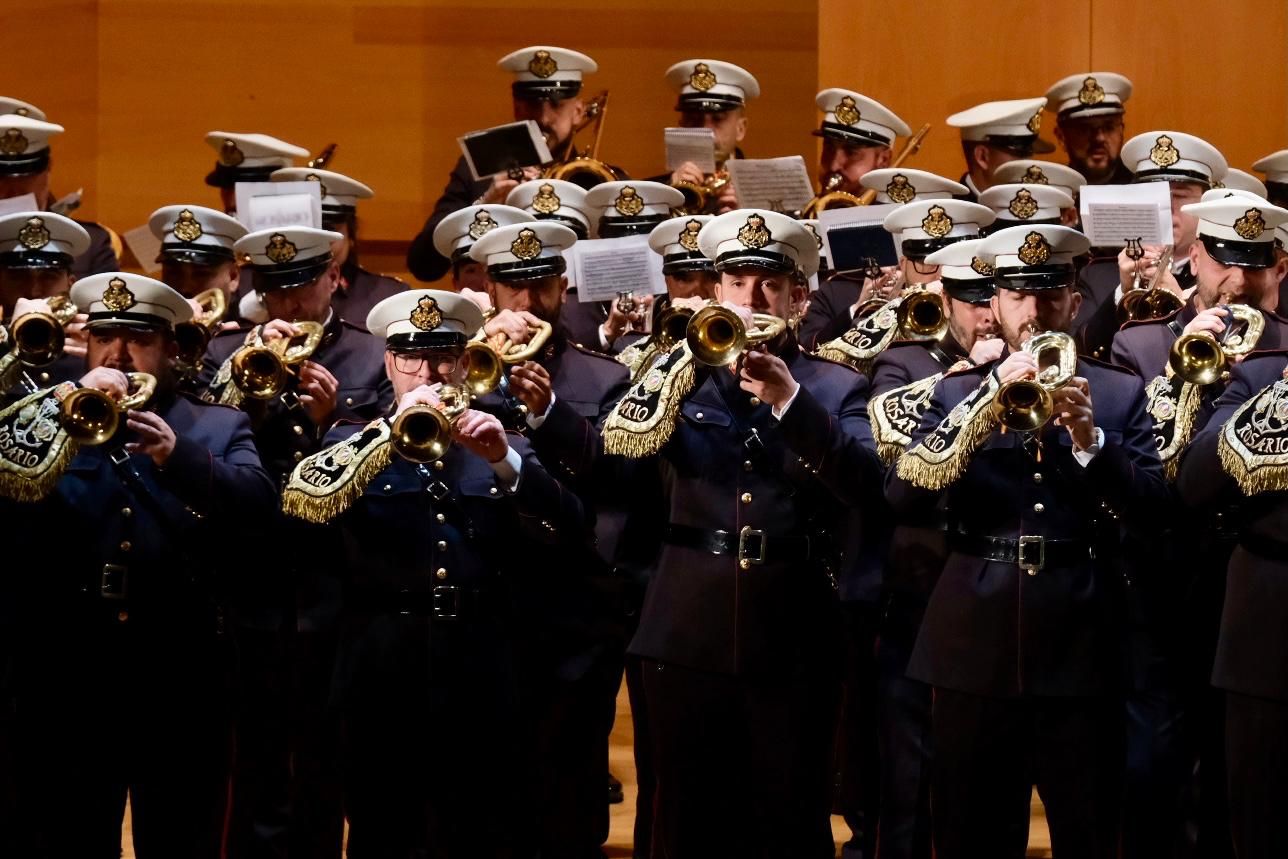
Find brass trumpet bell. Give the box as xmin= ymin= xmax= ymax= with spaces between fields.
xmin=992 ymin=331 xmax=1077 ymax=432
xmin=462 ymin=341 xmax=503 ymax=397
xmin=231 ymin=321 xmax=325 ymax=399
xmin=10 ymin=295 xmax=76 ymax=367
xmin=673 ymin=171 xmax=730 ymax=216
xmin=897 ymin=290 xmax=947 ymax=339
xmin=1120 ymin=288 xmax=1184 ymax=322
xmin=390 ymin=386 xmax=470 ymax=463
xmin=657 ymin=305 xmax=695 ymax=346
xmin=61 ymin=372 xmax=156 ymax=445
xmin=175 ymin=287 xmax=228 ymax=371
xmin=686 ymin=305 xmax=787 ymax=367
xmin=1168 ymin=304 xmax=1265 ymax=386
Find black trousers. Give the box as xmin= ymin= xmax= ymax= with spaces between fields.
xmin=642 ymin=657 xmax=841 ymax=859
xmin=930 ymin=688 xmax=1123 ymax=859
xmin=836 ymin=602 xmax=881 ymax=859
xmin=12 ymin=617 xmax=231 ymax=858
xmin=624 ymin=653 xmax=655 ymax=859
xmin=226 ymin=625 xmax=344 ymax=859
xmin=874 ymin=627 xmax=933 ymax=859
xmin=1225 ymin=690 xmax=1288 ymax=859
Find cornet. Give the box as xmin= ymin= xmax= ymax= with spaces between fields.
xmin=9 ymin=295 xmax=77 ymax=367
xmin=673 ymin=170 xmax=730 ymax=216
xmin=1168 ymin=304 xmax=1265 ymax=386
xmin=231 ymin=321 xmax=325 ymax=400
xmin=1120 ymin=245 xmax=1183 ymax=322
xmin=174 ymin=288 xmax=228 ymax=376
xmin=61 ymin=372 xmax=157 ymax=445
xmin=896 ymin=289 xmax=947 ymax=340
xmin=686 ymin=304 xmax=787 ymax=366
xmin=992 ymin=331 xmax=1078 ymax=432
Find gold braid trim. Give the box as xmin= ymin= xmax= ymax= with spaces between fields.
xmin=1145 ymin=372 xmax=1203 ymax=482
xmin=894 ymin=374 xmax=1000 ymax=490
xmin=815 ymin=297 xmax=901 ymax=374
xmin=602 ymin=342 xmax=697 ymax=458
xmin=869 ymin=372 xmax=944 ymax=466
xmin=0 ymin=350 xmax=21 ymax=393
xmin=1217 ymin=374 xmax=1288 ymax=496
xmin=0 ymin=384 xmax=80 ymax=503
xmin=281 ymin=420 xmax=393 ymax=524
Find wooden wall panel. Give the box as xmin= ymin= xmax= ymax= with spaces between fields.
xmin=817 ymin=0 xmax=1092 ymax=181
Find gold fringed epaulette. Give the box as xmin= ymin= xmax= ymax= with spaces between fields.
xmin=1217 ymin=372 xmax=1288 ymax=496
xmin=894 ymin=373 xmax=1000 ymax=490
xmin=869 ymin=372 xmax=945 ymax=466
xmin=815 ymin=298 xmax=900 ymax=374
xmin=281 ymin=420 xmax=393 ymax=524
xmin=602 ymin=341 xmax=696 ymax=458
xmin=617 ymin=342 xmax=646 ymax=379
xmin=0 ymin=384 xmax=79 ymax=502
xmin=1145 ymin=372 xmax=1203 ymax=481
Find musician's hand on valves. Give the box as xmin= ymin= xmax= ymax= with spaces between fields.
xmin=1182 ymin=305 xmax=1229 ymax=338
xmin=453 ymin=408 xmax=509 ymax=464
xmin=261 ymin=319 xmax=300 ymax=343
xmin=484 ymin=309 xmax=543 ymax=347
xmin=394 ymin=383 xmax=443 ymax=417
xmin=670 ymin=161 xmax=705 ymax=188
xmin=996 ymin=350 xmax=1038 ymax=385
xmin=125 ymin=409 xmax=176 ymax=466
xmin=1051 ymin=377 xmax=1096 ymax=451
xmin=969 ymin=337 xmax=1006 ymax=365
xmin=78 ymin=366 xmax=129 ymax=399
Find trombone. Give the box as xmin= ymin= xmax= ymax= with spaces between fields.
xmin=61 ymin=372 xmax=156 ymax=445
xmin=1119 ymin=245 xmax=1183 ymax=322
xmin=1168 ymin=304 xmax=1265 ymax=385
xmin=540 ymin=91 xmax=625 ymax=188
xmin=799 ymin=123 xmax=931 ymax=218
xmin=686 ymin=304 xmax=787 ymax=366
xmin=174 ymin=288 xmax=228 ymax=377
xmin=992 ymin=331 xmax=1078 ymax=432
xmin=230 ymin=321 xmax=325 ymax=399
xmin=391 ymin=319 xmax=553 ymax=462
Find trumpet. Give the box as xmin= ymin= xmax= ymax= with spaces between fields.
xmin=1120 ymin=245 xmax=1183 ymax=322
xmin=896 ymin=289 xmax=947 ymax=340
xmin=540 ymin=91 xmax=626 ymax=189
xmin=656 ymin=303 xmax=695 ymax=347
xmin=230 ymin=321 xmax=325 ymax=399
xmin=174 ymin=288 xmax=228 ymax=376
xmin=673 ymin=170 xmax=730 ymax=216
xmin=483 ymin=316 xmax=554 ymax=364
xmin=1168 ymin=304 xmax=1265 ymax=385
xmin=686 ymin=304 xmax=787 ymax=366
xmin=615 ymin=292 xmax=638 ymax=315
xmin=61 ymin=372 xmax=156 ymax=445
xmin=992 ymin=331 xmax=1078 ymax=432
xmin=9 ymin=295 xmax=78 ymax=367
xmin=390 ymin=342 xmax=508 ymax=462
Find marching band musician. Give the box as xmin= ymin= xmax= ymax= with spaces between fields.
xmin=663 ymin=59 xmax=758 ymax=212
xmin=200 ymin=225 xmax=391 ymax=859
xmin=946 ymin=98 xmax=1055 ymax=202
xmin=280 ymin=288 xmax=591 ymax=858
xmin=0 ymin=210 xmax=91 ymax=393
xmin=431 ymin=202 xmax=536 ymax=299
xmin=1043 ymin=73 xmax=1134 ymax=186
xmin=812 ymin=90 xmax=910 ymax=200
xmin=507 ymin=178 xmax=594 ymax=239
xmin=271 ymin=167 xmax=407 ymax=324
xmin=147 ymin=204 xmax=247 ymax=304
xmin=886 ymin=224 xmax=1168 ymax=858
xmin=864 ymin=237 xmax=1002 ymax=859
xmin=467 ymin=219 xmax=633 ymax=857
xmin=407 ymin=46 xmax=599 ymax=283
xmin=1077 ymin=131 xmax=1226 ymax=361
xmin=0 ymin=272 xmax=275 ymax=855
xmin=1176 ymin=346 xmax=1288 ymax=859
xmin=201 ymin=131 xmax=309 ymax=216
xmin=603 ymin=209 xmax=882 ymax=856
xmin=0 ymin=108 xmax=119 ymax=277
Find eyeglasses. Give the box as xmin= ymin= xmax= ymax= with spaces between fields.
xmin=392 ymin=351 xmax=460 ymax=374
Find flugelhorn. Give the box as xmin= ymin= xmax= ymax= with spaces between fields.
xmin=175 ymin=287 xmax=228 ymax=375
xmin=9 ymin=295 xmax=77 ymax=367
xmin=61 ymin=372 xmax=156 ymax=445
xmin=686 ymin=304 xmax=787 ymax=366
xmin=896 ymin=289 xmax=947 ymax=340
xmin=231 ymin=321 xmax=325 ymax=399
xmin=1120 ymin=245 xmax=1183 ymax=322
xmin=992 ymin=330 xmax=1078 ymax=432
xmin=1168 ymin=304 xmax=1265 ymax=385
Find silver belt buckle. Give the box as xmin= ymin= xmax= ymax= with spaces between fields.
xmin=1018 ymin=535 xmax=1045 ymax=575
xmin=738 ymin=526 xmax=766 ymax=570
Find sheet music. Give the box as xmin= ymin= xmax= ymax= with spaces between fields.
xmin=664 ymin=128 xmax=717 ymax=173
xmin=1079 ymin=183 xmax=1171 ymax=246
xmin=725 ymin=156 xmax=816 ymax=213
xmin=569 ymin=235 xmax=665 ymax=303
xmin=235 ymin=181 xmax=322 ymax=230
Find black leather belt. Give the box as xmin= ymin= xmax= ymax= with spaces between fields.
xmin=664 ymin=523 xmax=817 ymax=568
xmin=346 ymin=585 xmax=486 ymax=620
xmin=948 ymin=533 xmax=1096 ymax=573
xmin=1239 ymin=532 xmax=1288 ymax=563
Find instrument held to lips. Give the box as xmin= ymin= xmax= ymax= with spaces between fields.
xmin=7 ymin=295 xmax=78 ymax=368
xmin=992 ymin=330 xmax=1078 ymax=432
xmin=227 ymin=321 xmax=325 ymax=401
xmin=61 ymin=372 xmax=157 ymax=445
xmin=539 ymin=91 xmax=625 ymax=188
xmin=673 ymin=169 xmax=731 ymax=216
xmin=799 ymin=123 xmax=931 ymax=218
xmin=1168 ymin=304 xmax=1264 ymax=386
xmin=174 ymin=288 xmax=228 ymax=377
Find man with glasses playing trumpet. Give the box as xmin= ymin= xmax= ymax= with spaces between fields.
xmin=0 ymin=272 xmax=275 ymax=856
xmin=278 ymin=288 xmax=588 ymax=858
xmin=200 ymin=224 xmax=391 ymax=859
xmin=887 ymin=224 xmax=1168 ymax=859
xmin=467 ymin=218 xmax=634 ymax=857
xmin=602 ymin=209 xmax=882 ymax=856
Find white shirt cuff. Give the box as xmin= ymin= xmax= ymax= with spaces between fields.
xmin=771 ymin=383 xmax=802 ymax=420
xmin=598 ymin=325 xmax=614 ymax=351
xmin=525 ymin=392 xmax=557 ymax=430
xmin=1113 ymin=285 xmax=1124 ymax=305
xmin=1073 ymin=426 xmax=1105 ymax=467
xmin=488 ymin=445 xmax=524 ymax=491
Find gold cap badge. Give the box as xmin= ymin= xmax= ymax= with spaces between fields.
xmin=409 ymin=295 xmax=442 ymax=331
xmin=532 ymin=182 xmax=561 ymax=214
xmin=219 ymin=138 xmax=244 ymax=167
xmin=1023 ymin=165 xmax=1049 ymax=184
xmin=921 ymin=205 xmax=953 ymax=239
xmin=970 ymin=257 xmax=994 ymax=276
xmin=0 ymin=128 xmax=29 ymax=156
xmin=1150 ymin=135 xmax=1180 ymax=168
xmin=102 ymin=276 xmax=136 ymax=312
xmin=1027 ymin=111 xmax=1042 ymax=135
xmin=886 ymin=174 xmax=915 ymax=204
xmin=1234 ymin=208 xmax=1266 ymax=240
xmin=1078 ymin=76 xmax=1105 ymax=105
xmin=1017 ymin=231 xmax=1052 ymax=265
xmin=528 ymin=50 xmax=557 ymax=79
xmin=613 ymin=186 xmax=644 ymax=216
xmin=834 ymin=96 xmax=861 ymax=127
xmin=1008 ymin=189 xmax=1039 ymax=220
xmin=265 ymin=233 xmax=298 ymax=264
xmin=737 ymin=213 xmax=772 ymax=249
xmin=510 ymin=227 xmax=543 ymax=261
xmin=468 ymin=210 xmax=496 ymax=240
xmin=679 ymin=219 xmax=702 ymax=251
xmin=17 ymin=216 xmax=50 ymax=250
xmin=173 ymin=209 xmax=203 ymax=242
xmin=690 ymin=62 xmax=717 ymax=92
